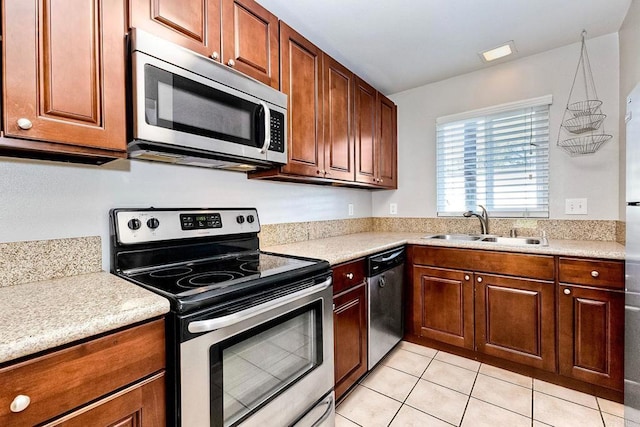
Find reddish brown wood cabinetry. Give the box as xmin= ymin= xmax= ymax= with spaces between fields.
xmin=412 ymin=266 xmax=474 ymax=349
xmin=129 ymin=0 xmax=279 ymax=88
xmin=475 ymin=273 xmax=555 ymax=372
xmin=333 ymin=259 xmax=368 ymax=400
xmin=558 ymin=259 xmax=624 ymax=391
xmin=0 ymin=319 xmax=166 ymax=427
xmin=354 ymin=79 xmax=397 ymax=189
xmin=2 ymin=0 xmax=128 ymax=162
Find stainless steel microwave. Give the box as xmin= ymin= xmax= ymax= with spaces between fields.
xmin=128 ymin=29 xmax=287 ymax=171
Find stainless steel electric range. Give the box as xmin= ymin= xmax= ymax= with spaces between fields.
xmin=110 ymin=208 xmax=335 ymax=427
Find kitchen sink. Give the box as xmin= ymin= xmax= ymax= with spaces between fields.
xmin=479 ymin=236 xmax=545 ymax=245
xmin=423 ymin=234 xmax=547 ymax=246
xmin=423 ymin=234 xmax=484 ymax=241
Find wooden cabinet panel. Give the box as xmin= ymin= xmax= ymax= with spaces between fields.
xmin=221 ymin=0 xmax=279 ymax=88
xmin=377 ymin=93 xmax=397 ymax=189
xmin=475 ymin=274 xmax=556 ymax=371
xmin=559 ymin=258 xmax=624 ymax=289
xmin=3 ymin=0 xmax=126 ymax=154
xmin=334 ymin=283 xmax=367 ymax=399
xmin=411 ymin=246 xmax=554 ymax=281
xmin=413 ymin=266 xmax=474 ymax=349
xmin=333 ymin=258 xmax=366 ymax=295
xmin=558 ymin=285 xmax=624 ymax=390
xmin=279 ymin=22 xmax=323 ymax=177
xmin=0 ymin=320 xmax=165 ymax=427
xmin=354 ymin=78 xmax=377 ymax=185
xmin=129 ymin=0 xmax=219 ymax=58
xmin=322 ymin=55 xmax=355 ymax=181
xmin=43 ymin=373 xmax=165 ymax=427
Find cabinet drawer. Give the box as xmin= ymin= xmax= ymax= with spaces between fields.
xmin=333 ymin=258 xmax=366 ymax=294
xmin=411 ymin=246 xmax=554 ymax=281
xmin=0 ymin=319 xmax=165 ymax=427
xmin=558 ymin=258 xmax=624 ymax=289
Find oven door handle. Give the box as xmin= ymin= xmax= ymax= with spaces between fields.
xmin=188 ymin=276 xmax=332 ymax=333
xmin=259 ymin=101 xmax=271 ymax=154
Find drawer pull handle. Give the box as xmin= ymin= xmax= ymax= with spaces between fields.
xmin=346 ymin=272 xmax=354 ymax=280
xmin=564 ymin=288 xmax=571 ymax=295
xmin=10 ymin=395 xmax=30 ymax=413
xmin=464 ymin=275 xmax=470 ymax=281
xmin=591 ymin=270 xmax=599 ymax=278
xmin=477 ymin=277 xmax=483 ymax=283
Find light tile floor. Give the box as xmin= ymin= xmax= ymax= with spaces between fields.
xmin=336 ymin=341 xmax=626 ymax=427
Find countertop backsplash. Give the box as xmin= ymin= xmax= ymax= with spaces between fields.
xmin=0 ymin=236 xmax=102 ymax=288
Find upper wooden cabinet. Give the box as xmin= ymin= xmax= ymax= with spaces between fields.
xmin=129 ymin=0 xmax=279 ymax=88
xmin=378 ymin=94 xmax=398 ymax=188
xmin=354 ymin=78 xmax=377 ymax=186
xmin=1 ymin=0 xmax=128 ymax=162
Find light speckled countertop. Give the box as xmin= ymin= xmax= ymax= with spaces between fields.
xmin=0 ymin=272 xmax=169 ymax=364
xmin=263 ymin=232 xmax=625 ymax=265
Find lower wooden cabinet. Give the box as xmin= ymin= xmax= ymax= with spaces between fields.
xmin=558 ymin=284 xmax=624 ymax=390
xmin=475 ymin=273 xmax=555 ymax=372
xmin=333 ymin=259 xmax=368 ymax=400
xmin=412 ymin=266 xmax=474 ymax=349
xmin=0 ymin=319 xmax=166 ymax=427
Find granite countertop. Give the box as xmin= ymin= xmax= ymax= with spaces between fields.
xmin=0 ymin=272 xmax=170 ymax=365
xmin=263 ymin=232 xmax=625 ymax=265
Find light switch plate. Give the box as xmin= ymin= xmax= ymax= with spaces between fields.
xmin=348 ymin=204 xmax=354 ymax=216
xmin=390 ymin=203 xmax=398 ymax=215
xmin=565 ymin=198 xmax=587 ymax=215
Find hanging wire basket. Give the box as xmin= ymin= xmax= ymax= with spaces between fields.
xmin=567 ymin=100 xmax=602 ymax=117
xmin=557 ymin=134 xmax=612 ymax=156
xmin=562 ymin=113 xmax=606 ymax=134
xmin=557 ymin=31 xmax=610 ymax=156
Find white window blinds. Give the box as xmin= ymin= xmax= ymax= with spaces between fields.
xmin=436 ymin=96 xmax=551 ymax=218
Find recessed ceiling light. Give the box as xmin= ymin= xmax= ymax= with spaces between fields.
xmin=479 ymin=41 xmax=516 ymax=63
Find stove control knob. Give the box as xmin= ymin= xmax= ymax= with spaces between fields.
xmin=147 ymin=218 xmax=160 ymax=229
xmin=127 ymin=219 xmax=141 ymax=230
xmin=247 ymin=215 xmax=255 ymax=224
xmin=236 ymin=215 xmax=245 ymax=224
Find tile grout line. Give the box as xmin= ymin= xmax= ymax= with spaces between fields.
xmin=458 ymin=366 xmax=480 ymax=427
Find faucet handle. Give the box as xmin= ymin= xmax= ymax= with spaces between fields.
xmin=540 ymin=229 xmax=549 ymax=246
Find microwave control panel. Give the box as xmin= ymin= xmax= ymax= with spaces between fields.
xmin=269 ymin=111 xmax=285 ymax=153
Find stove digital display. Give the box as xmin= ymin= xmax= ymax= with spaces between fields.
xmin=180 ymin=213 xmax=222 ymax=230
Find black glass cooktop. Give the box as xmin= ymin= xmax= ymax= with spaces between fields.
xmin=124 ymin=250 xmax=318 ymax=298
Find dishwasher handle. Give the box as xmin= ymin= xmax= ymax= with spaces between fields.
xmin=368 ymin=247 xmax=405 ymax=275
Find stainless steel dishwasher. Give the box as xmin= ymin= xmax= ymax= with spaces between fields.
xmin=367 ymin=246 xmax=405 ymax=370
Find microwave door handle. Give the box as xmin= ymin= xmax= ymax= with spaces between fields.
xmin=259 ymin=101 xmax=271 ymax=154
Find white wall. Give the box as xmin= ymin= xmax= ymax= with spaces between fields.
xmin=619 ymin=0 xmax=640 ymax=220
xmin=0 ymin=157 xmax=372 ymax=268
xmin=373 ymin=33 xmax=621 ymax=220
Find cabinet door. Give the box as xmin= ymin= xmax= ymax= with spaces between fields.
xmin=475 ymin=274 xmax=556 ymax=372
xmin=412 ymin=266 xmax=474 ymax=349
xmin=322 ymin=55 xmax=355 ymax=182
xmin=334 ymin=283 xmax=367 ymax=399
xmin=3 ymin=0 xmax=126 ymax=152
xmin=279 ymin=22 xmax=324 ymax=177
xmin=129 ymin=0 xmax=220 ymax=59
xmin=377 ymin=94 xmax=398 ymax=189
xmin=354 ymin=77 xmax=378 ymax=185
xmin=221 ymin=0 xmax=279 ymax=88
xmin=45 ymin=374 xmax=165 ymax=427
xmin=558 ymin=285 xmax=624 ymax=390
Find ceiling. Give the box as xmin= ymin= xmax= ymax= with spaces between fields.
xmin=256 ymin=0 xmax=631 ymax=95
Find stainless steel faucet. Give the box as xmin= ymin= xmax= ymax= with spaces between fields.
xmin=463 ymin=205 xmax=489 ymax=235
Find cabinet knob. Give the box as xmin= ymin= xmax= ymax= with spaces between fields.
xmin=564 ymin=288 xmax=571 ymax=295
xmin=591 ymin=270 xmax=599 ymax=278
xmin=477 ymin=277 xmax=483 ymax=283
xmin=17 ymin=118 xmax=32 ymax=130
xmin=227 ymin=59 xmax=235 ymax=67
xmin=346 ymin=272 xmax=354 ymax=280
xmin=211 ymin=51 xmax=219 ymax=60
xmin=464 ymin=275 xmax=470 ymax=281
xmin=10 ymin=395 xmax=30 ymax=413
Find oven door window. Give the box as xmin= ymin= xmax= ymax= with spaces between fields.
xmin=144 ymin=64 xmax=265 ymax=147
xmin=209 ymin=300 xmax=323 ymax=427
